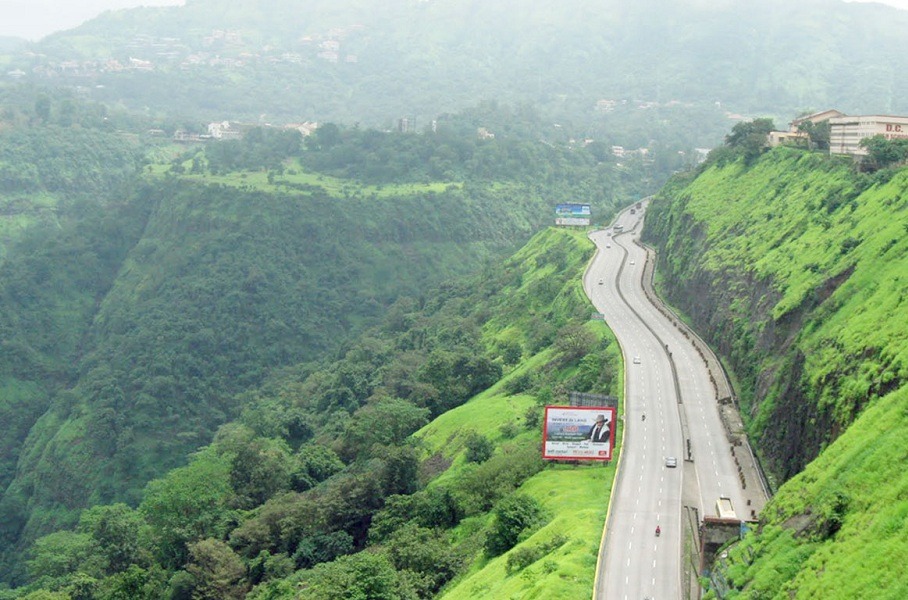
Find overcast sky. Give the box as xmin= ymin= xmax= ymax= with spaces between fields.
xmin=0 ymin=1 xmax=185 ymax=41
xmin=0 ymin=0 xmax=907 ymax=41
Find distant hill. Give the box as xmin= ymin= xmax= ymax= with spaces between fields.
xmin=0 ymin=37 xmax=27 ymax=52
xmin=8 ymin=0 xmax=908 ymax=145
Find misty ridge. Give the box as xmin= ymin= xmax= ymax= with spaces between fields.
xmin=10 ymin=0 xmax=908 ymax=129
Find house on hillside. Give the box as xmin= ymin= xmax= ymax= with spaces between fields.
xmin=288 ymin=121 xmax=318 ymax=137
xmin=767 ymin=129 xmax=807 ymax=147
xmin=767 ymin=109 xmax=845 ymax=148
xmin=791 ymin=109 xmax=845 ymax=130
xmin=207 ymin=121 xmax=242 ymax=140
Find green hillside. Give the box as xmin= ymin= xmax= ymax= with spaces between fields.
xmin=644 ymin=147 xmax=908 ymax=597
xmin=0 ymin=104 xmax=630 ymax=587
xmin=5 ymin=226 xmax=623 ymax=599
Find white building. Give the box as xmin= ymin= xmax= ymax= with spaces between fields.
xmin=207 ymin=121 xmax=242 ymax=140
xmin=829 ymin=114 xmax=908 ymax=156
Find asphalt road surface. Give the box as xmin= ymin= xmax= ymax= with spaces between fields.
xmin=588 ymin=204 xmax=750 ymax=600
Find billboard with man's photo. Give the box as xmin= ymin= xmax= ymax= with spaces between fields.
xmin=542 ymin=405 xmax=616 ymax=461
xmin=554 ymin=203 xmax=591 ymax=226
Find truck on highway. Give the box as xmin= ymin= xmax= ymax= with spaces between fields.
xmin=716 ymin=496 xmax=737 ymax=520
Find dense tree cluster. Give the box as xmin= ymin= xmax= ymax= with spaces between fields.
xmin=0 ymin=91 xmax=622 ymax=595
xmin=5 ymin=223 xmax=615 ymax=599
xmin=859 ymin=135 xmax=908 ymax=171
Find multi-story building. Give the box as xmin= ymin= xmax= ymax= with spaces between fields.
xmin=829 ymin=114 xmax=908 ymax=156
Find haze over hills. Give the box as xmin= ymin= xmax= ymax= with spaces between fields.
xmin=0 ymin=0 xmax=906 ymax=598
xmin=5 ymin=0 xmax=908 ymax=138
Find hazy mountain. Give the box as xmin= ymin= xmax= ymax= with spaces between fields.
xmin=10 ymin=0 xmax=908 ymax=133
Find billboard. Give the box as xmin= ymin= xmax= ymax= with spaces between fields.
xmin=542 ymin=405 xmax=616 ymax=461
xmin=555 ymin=203 xmax=591 ymax=226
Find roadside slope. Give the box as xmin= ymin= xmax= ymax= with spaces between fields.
xmin=643 ymin=147 xmax=908 ymax=597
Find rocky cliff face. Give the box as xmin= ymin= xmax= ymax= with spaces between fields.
xmin=642 ymin=150 xmax=906 ymax=483
xmin=644 ymin=195 xmax=833 ymax=480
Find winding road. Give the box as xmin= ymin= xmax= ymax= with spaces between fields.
xmin=587 ymin=204 xmax=757 ymax=600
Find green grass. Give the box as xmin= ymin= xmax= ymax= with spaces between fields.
xmin=417 ymin=390 xmax=540 ymax=463
xmin=408 ymin=227 xmax=624 ymax=599
xmin=147 ymin=158 xmax=461 ymax=199
xmin=439 ymin=465 xmax=613 ymax=600
xmin=667 ymin=152 xmax=908 ymax=430
xmin=714 ymin=386 xmax=908 ymax=599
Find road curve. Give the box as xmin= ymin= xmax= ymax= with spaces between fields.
xmin=587 ymin=204 xmax=753 ymax=600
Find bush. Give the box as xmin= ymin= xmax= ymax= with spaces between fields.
xmin=386 ymin=525 xmax=463 ymax=595
xmin=504 ymin=371 xmax=536 ymax=394
xmin=498 ymin=339 xmax=523 ymax=365
xmin=498 ymin=421 xmax=520 ymax=439
xmin=484 ymin=495 xmax=546 ymax=556
xmin=524 ymin=405 xmax=542 ymax=430
xmin=455 ymin=440 xmax=545 ymax=514
xmin=505 ymin=534 xmax=567 ymax=574
xmin=464 ymin=433 xmax=494 ymax=464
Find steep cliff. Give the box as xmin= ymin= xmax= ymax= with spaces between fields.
xmin=644 ymin=147 xmax=908 ymax=596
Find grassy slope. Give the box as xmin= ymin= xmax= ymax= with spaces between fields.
xmin=648 ymin=149 xmax=908 ymax=597
xmin=720 ymin=386 xmax=907 ymax=599
xmin=412 ymin=228 xmax=624 ymax=599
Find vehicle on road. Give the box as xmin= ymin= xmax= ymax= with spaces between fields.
xmin=665 ymin=457 xmax=677 ymax=468
xmin=716 ymin=496 xmax=737 ymax=519
xmin=630 ymin=259 xmax=636 ymax=265
xmin=598 ymin=278 xmax=604 ymax=285
xmin=633 ymin=356 xmax=641 ymax=364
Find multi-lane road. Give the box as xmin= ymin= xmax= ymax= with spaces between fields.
xmin=587 ymin=204 xmax=758 ymax=599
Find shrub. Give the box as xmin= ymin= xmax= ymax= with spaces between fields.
xmin=464 ymin=433 xmax=494 ymax=464
xmin=505 ymin=533 xmax=568 ymax=574
xmin=484 ymin=495 xmax=546 ymax=556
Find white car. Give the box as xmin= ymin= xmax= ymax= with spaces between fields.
xmin=666 ymin=457 xmax=678 ymax=468
xmin=606 ymin=243 xmax=611 ymax=248
xmin=630 ymin=259 xmax=636 ymax=265
xmin=598 ymin=278 xmax=604 ymax=285
xmin=633 ymin=356 xmax=641 ymax=364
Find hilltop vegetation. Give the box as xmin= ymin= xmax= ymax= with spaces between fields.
xmin=3 ymin=227 xmax=622 ymax=599
xmin=644 ymin=146 xmax=908 ymax=596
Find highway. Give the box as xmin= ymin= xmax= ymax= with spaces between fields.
xmin=587 ymin=204 xmax=752 ymax=600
